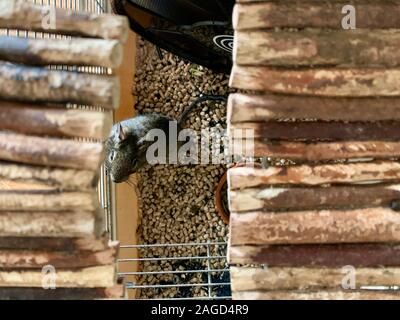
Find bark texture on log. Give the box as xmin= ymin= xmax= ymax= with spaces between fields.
xmin=0 ymin=265 xmax=116 ymax=288
xmin=0 ymin=236 xmax=110 ymax=251
xmin=230 ymin=208 xmax=400 ymax=245
xmin=0 ymin=179 xmax=55 ymax=192
xmin=233 ymin=2 xmax=400 ymax=30
xmin=0 ymin=211 xmax=95 ymax=238
xmin=230 ymin=266 xmax=400 ymax=291
xmin=0 ymin=103 xmax=112 ymax=140
xmin=233 ymin=290 xmax=400 ymax=301
xmin=228 ymin=93 xmax=400 ymax=122
xmin=228 ymin=161 xmax=400 ymax=189
xmin=229 ymin=244 xmax=400 ymax=267
xmin=0 ymin=286 xmax=124 ymax=300
xmin=0 ymin=189 xmax=98 ymax=212
xmin=0 ymin=0 xmax=129 ymax=42
xmin=0 ymin=132 xmax=105 ymax=171
xmin=231 ymin=121 xmax=400 ymax=141
xmin=0 ymin=63 xmax=120 ymax=109
xmin=235 ymin=29 xmax=400 ymax=67
xmin=0 ymin=243 xmax=118 ymax=269
xmin=230 ymin=66 xmax=400 ymax=97
xmin=0 ymin=162 xmax=98 ymax=190
xmin=0 ymin=36 xmax=123 ymax=68
xmin=229 ymin=184 xmax=400 ymax=212
xmin=232 ymin=139 xmax=400 ymax=161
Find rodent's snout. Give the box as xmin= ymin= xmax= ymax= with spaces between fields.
xmin=110 ymin=174 xmax=129 ymax=184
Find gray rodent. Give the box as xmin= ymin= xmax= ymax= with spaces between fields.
xmin=105 ymin=95 xmax=227 ymax=183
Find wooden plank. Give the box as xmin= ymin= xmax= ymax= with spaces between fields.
xmin=228 ymin=161 xmax=400 ymax=189
xmin=0 ymin=285 xmax=125 ymax=300
xmin=231 ymin=121 xmax=400 ymax=141
xmin=0 ymin=132 xmax=105 ymax=171
xmin=0 ymin=236 xmax=111 ymax=251
xmin=0 ymin=0 xmax=129 ymax=42
xmin=230 ymin=66 xmax=400 ymax=97
xmin=228 ymin=93 xmax=400 ymax=122
xmin=229 ymin=184 xmax=400 ymax=212
xmin=0 ymin=162 xmax=98 ymax=190
xmin=231 ymin=139 xmax=400 ymax=161
xmin=230 ymin=208 xmax=400 ymax=245
xmin=231 ymin=266 xmax=400 ymax=291
xmin=0 ymin=36 xmax=123 ymax=68
xmin=233 ymin=2 xmax=400 ymax=30
xmin=0 ymin=63 xmax=120 ymax=109
xmin=233 ymin=290 xmax=400 ymax=301
xmin=0 ymin=265 xmax=116 ymax=288
xmin=110 ymin=30 xmax=138 ymax=300
xmin=0 ymin=211 xmax=96 ymax=238
xmin=235 ymin=30 xmax=400 ymax=67
xmin=229 ymin=244 xmax=400 ymax=267
xmin=0 ymin=102 xmax=112 ymax=140
xmin=0 ymin=243 xmax=118 ymax=269
xmin=0 ymin=189 xmax=98 ymax=212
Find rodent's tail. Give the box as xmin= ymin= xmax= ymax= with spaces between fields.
xmin=177 ymin=95 xmax=227 ymax=125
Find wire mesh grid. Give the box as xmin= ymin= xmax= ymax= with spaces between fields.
xmin=118 ymin=241 xmax=232 ymax=300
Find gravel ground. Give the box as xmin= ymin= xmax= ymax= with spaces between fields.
xmin=134 ymin=38 xmax=232 ymax=299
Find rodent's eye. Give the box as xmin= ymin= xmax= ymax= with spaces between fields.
xmin=109 ymin=150 xmax=116 ymax=162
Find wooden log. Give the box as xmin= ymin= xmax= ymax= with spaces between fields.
xmin=231 ymin=139 xmax=400 ymax=161
xmin=230 ymin=208 xmax=400 ymax=245
xmin=0 ymin=179 xmax=54 ymax=191
xmin=0 ymin=36 xmax=123 ymax=68
xmin=0 ymin=211 xmax=96 ymax=238
xmin=0 ymin=243 xmax=118 ymax=269
xmin=0 ymin=265 xmax=116 ymax=288
xmin=0 ymin=63 xmax=119 ymax=109
xmin=228 ymin=93 xmax=400 ymax=122
xmin=229 ymin=244 xmax=400 ymax=267
xmin=0 ymin=236 xmax=111 ymax=251
xmin=0 ymin=102 xmax=112 ymax=140
xmin=228 ymin=161 xmax=400 ymax=189
xmin=233 ymin=290 xmax=400 ymax=301
xmin=0 ymin=132 xmax=105 ymax=171
xmin=230 ymin=184 xmax=400 ymax=212
xmin=230 ymin=66 xmax=400 ymax=97
xmin=231 ymin=121 xmax=400 ymax=141
xmin=0 ymin=189 xmax=98 ymax=212
xmin=235 ymin=30 xmax=400 ymax=67
xmin=230 ymin=266 xmax=400 ymax=291
xmin=0 ymin=285 xmax=125 ymax=300
xmin=0 ymin=0 xmax=129 ymax=42
xmin=233 ymin=2 xmax=400 ymax=30
xmin=0 ymin=162 xmax=98 ymax=190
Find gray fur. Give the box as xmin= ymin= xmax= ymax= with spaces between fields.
xmin=105 ymin=114 xmax=174 ymax=183
xmin=105 ymin=95 xmax=227 ymax=183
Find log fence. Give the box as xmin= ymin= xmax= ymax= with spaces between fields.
xmin=228 ymin=0 xmax=400 ymax=300
xmin=0 ymin=0 xmax=128 ymax=299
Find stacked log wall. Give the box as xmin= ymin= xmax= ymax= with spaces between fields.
xmin=228 ymin=0 xmax=400 ymax=300
xmin=0 ymin=0 xmax=128 ymax=299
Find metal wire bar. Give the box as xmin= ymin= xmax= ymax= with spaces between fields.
xmin=119 ymin=269 xmax=230 ymax=276
xmin=118 ymin=255 xmax=227 ymax=262
xmin=120 ymin=242 xmax=227 ymax=249
xmin=126 ymin=282 xmax=231 ymax=289
xmin=206 ymin=241 xmax=212 ymax=298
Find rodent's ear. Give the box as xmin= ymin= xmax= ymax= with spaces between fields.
xmin=117 ymin=123 xmax=128 ymax=142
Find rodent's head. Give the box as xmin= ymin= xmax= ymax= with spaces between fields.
xmin=105 ymin=123 xmax=142 ymax=183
